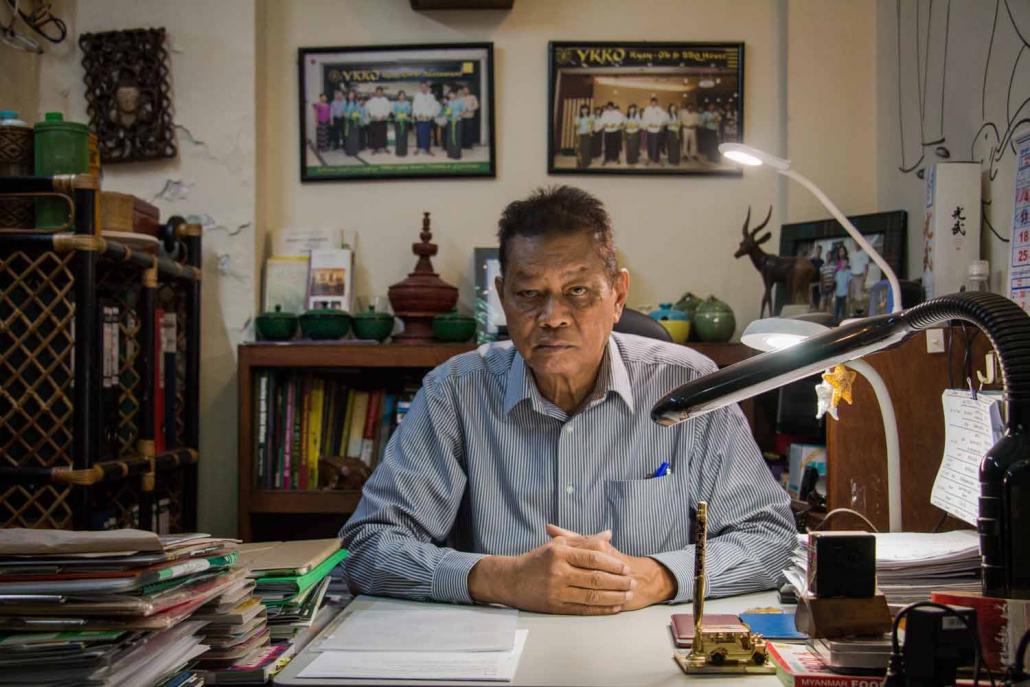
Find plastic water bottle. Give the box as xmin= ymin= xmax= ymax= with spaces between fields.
xmin=966 ymin=260 xmax=990 ymax=293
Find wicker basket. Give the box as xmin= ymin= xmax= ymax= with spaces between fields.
xmin=0 ymin=124 xmax=34 ymax=229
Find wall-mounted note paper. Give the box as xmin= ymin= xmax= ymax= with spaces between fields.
xmin=931 ymin=389 xmax=1003 ymax=525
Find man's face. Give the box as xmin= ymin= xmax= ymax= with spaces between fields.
xmin=420 ymin=83 xmax=428 ymax=93
xmin=498 ymin=232 xmax=628 ymax=381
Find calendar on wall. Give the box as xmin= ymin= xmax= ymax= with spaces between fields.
xmin=1010 ymin=131 xmax=1030 ymax=314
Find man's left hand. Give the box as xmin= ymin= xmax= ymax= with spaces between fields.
xmin=545 ymin=524 xmax=676 ymax=609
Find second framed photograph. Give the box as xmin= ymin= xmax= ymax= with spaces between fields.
xmin=548 ymin=41 xmax=744 ymax=176
xmin=299 ymin=43 xmax=495 ymax=182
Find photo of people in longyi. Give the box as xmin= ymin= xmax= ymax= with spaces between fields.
xmin=549 ymin=42 xmax=743 ymax=175
xmin=300 ymin=44 xmax=494 ymax=181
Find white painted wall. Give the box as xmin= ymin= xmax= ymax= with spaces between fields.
xmin=35 ymin=0 xmax=256 ymax=537
xmin=786 ymin=0 xmax=877 ymax=224
xmin=876 ymin=0 xmax=1030 ymax=291
xmin=261 ymin=0 xmax=791 ymax=324
xmin=11 ymin=0 xmax=879 ymax=537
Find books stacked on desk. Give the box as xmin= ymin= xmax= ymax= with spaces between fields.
xmin=195 ymin=538 xmax=348 ymax=684
xmin=191 ymin=574 xmax=271 ymax=672
xmin=783 ymin=530 xmax=981 ymax=607
xmin=0 ymin=528 xmax=242 ymax=685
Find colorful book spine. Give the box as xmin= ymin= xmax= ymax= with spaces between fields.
xmin=340 ymin=389 xmax=355 ymax=457
xmin=309 ymin=378 xmax=325 ymax=488
xmin=255 ymin=371 xmax=268 ymax=488
xmin=284 ymin=379 xmax=295 ymax=490
xmin=360 ymin=390 xmax=382 ymax=466
xmin=346 ymin=391 xmax=370 ymax=459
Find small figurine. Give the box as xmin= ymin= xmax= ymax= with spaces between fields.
xmin=734 ymin=206 xmax=817 ymax=318
xmin=822 ymin=364 xmax=857 ymax=408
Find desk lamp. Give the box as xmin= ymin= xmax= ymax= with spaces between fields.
xmin=652 ymin=290 xmax=1030 ymax=599
xmin=742 ymin=318 xmax=903 ymax=532
xmin=725 ymin=142 xmax=906 ymax=530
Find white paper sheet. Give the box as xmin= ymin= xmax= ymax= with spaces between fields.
xmin=314 ymin=595 xmax=518 ymax=652
xmin=931 ymin=390 xmax=1003 ymax=526
xmin=299 ymin=629 xmax=528 ymax=681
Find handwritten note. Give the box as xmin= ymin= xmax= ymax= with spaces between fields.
xmin=931 ymin=390 xmax=1003 ymax=526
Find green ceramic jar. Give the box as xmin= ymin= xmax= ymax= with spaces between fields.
xmin=674 ymin=291 xmax=704 ymax=341
xmin=432 ymin=311 xmax=476 ymax=342
xmin=299 ymin=308 xmax=351 ymax=340
xmin=255 ymin=305 xmax=298 ymax=341
xmin=693 ymin=296 xmax=736 ymax=343
xmin=352 ymin=308 xmax=395 ymax=342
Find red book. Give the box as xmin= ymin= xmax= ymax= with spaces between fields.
xmin=669 ymin=613 xmax=743 ymax=648
xmin=766 ymin=642 xmax=881 ymax=687
xmin=930 ymin=590 xmax=1030 ymax=672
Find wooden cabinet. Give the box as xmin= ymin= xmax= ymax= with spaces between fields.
xmin=236 ymin=342 xmax=473 ymax=541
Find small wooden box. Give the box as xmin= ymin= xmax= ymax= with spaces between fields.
xmin=101 ymin=192 xmax=160 ymax=236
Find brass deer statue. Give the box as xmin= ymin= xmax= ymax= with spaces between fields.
xmin=734 ymin=206 xmax=816 ymax=318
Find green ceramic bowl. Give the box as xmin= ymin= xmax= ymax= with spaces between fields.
xmin=432 ymin=312 xmax=476 ymax=342
xmin=299 ymin=308 xmax=351 ymax=340
xmin=352 ymin=311 xmax=394 ymax=342
xmin=255 ymin=305 xmax=298 ymax=341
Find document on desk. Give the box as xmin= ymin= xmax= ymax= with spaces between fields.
xmin=314 ymin=595 xmax=518 ymax=652
xmin=299 ymin=629 xmax=529 ymax=681
xmin=931 ymin=389 xmax=1003 ymax=526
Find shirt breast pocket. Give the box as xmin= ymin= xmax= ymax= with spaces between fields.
xmin=603 ymin=477 xmax=683 ymax=557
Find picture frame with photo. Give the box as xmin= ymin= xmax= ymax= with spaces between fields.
xmin=778 ymin=211 xmax=907 ymax=318
xmin=474 ymin=247 xmax=506 ymax=344
xmin=548 ymin=41 xmax=744 ymax=176
xmin=299 ymin=43 xmax=495 ymax=182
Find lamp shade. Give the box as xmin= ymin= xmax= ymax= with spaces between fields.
xmin=718 ymin=143 xmax=791 ymax=170
xmin=740 ymin=317 xmax=830 ymax=352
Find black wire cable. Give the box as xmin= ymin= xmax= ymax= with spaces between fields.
xmin=885 ymin=601 xmax=995 ymax=687
xmin=1013 ymin=624 xmax=1029 ymax=678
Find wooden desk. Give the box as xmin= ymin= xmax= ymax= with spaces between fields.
xmin=275 ymin=591 xmax=784 ymax=687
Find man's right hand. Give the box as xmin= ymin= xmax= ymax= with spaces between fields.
xmin=467 ymin=532 xmax=637 ymax=615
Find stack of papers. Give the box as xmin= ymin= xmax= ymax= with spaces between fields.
xmin=300 ymin=596 xmax=527 ymax=682
xmin=784 ymin=530 xmax=981 ymax=606
xmin=239 ymin=539 xmax=346 ymax=643
xmin=190 ymin=579 xmax=271 ymax=671
xmin=0 ymin=529 xmax=242 ymax=685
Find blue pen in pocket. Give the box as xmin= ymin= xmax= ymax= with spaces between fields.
xmin=652 ymin=461 xmax=670 ymax=478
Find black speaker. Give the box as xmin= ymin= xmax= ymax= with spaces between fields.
xmin=807 ymin=531 xmax=876 ymax=598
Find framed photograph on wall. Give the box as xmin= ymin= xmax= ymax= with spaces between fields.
xmin=299 ymin=43 xmax=495 ymax=182
xmin=778 ymin=210 xmax=908 ymax=318
xmin=548 ymin=41 xmax=744 ymax=176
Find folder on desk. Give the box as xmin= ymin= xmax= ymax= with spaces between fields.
xmin=238 ymin=538 xmax=342 ymax=578
xmin=253 ymin=548 xmax=347 ymax=597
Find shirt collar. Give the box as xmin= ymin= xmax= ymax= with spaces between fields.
xmin=502 ymin=336 xmax=635 ymax=417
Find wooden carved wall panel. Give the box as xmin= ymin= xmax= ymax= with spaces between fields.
xmin=79 ymin=28 xmax=177 ymax=163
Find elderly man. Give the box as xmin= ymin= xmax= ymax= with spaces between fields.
xmin=341 ymin=186 xmax=795 ymax=614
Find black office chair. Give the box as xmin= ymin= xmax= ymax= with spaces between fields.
xmin=614 ymin=308 xmax=672 ymax=342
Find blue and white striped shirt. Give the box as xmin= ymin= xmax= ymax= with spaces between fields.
xmin=340 ymin=333 xmax=796 ymax=605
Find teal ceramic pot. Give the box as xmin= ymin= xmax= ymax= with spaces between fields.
xmin=647 ymin=303 xmax=691 ymax=344
xmin=694 ymin=296 xmax=736 ymax=342
xmin=352 ymin=309 xmax=394 ymax=342
xmin=255 ymin=305 xmax=298 ymax=341
xmin=432 ymin=311 xmax=476 ymax=342
xmin=299 ymin=308 xmax=351 ymax=340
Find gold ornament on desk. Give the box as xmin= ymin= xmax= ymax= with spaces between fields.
xmin=675 ymin=501 xmax=775 ymax=674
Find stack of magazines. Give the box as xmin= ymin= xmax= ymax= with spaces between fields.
xmin=0 ymin=528 xmax=242 ymax=686
xmin=194 ymin=538 xmax=347 ymax=684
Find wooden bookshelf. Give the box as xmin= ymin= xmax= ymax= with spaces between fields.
xmin=237 ymin=341 xmax=474 ymax=541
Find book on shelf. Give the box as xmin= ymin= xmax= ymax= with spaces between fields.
xmin=307 ymin=248 xmax=353 ymax=313
xmin=253 ymin=372 xmax=416 ymax=490
xmin=262 ymin=255 xmax=310 ymax=315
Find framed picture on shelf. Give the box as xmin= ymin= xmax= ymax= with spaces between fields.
xmin=299 ymin=43 xmax=496 ymax=182
xmin=778 ymin=210 xmax=908 ymax=318
xmin=548 ymin=41 xmax=744 ymax=176
xmin=474 ymin=247 xmax=506 ymax=344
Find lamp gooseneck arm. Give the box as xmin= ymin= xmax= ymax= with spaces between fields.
xmin=781 ymin=168 xmax=903 ymax=314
